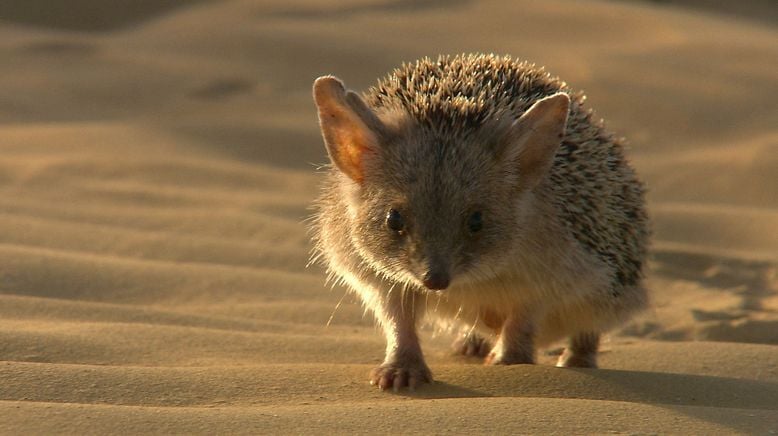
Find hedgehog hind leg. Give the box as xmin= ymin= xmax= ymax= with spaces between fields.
xmin=556 ymin=331 xmax=600 ymax=368
xmin=452 ymin=331 xmax=492 ymax=358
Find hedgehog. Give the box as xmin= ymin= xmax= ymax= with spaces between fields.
xmin=310 ymin=54 xmax=649 ymax=391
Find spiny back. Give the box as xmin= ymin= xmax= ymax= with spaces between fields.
xmin=364 ymin=54 xmax=649 ymax=291
xmin=367 ymin=54 xmax=565 ymax=138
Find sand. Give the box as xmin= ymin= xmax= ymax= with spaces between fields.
xmin=0 ymin=0 xmax=776 ymax=434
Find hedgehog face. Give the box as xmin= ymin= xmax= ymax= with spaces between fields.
xmin=313 ymin=75 xmax=570 ymax=292
xmin=347 ymin=129 xmax=524 ymax=291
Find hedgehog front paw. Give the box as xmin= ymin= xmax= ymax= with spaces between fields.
xmin=369 ymin=359 xmax=432 ymax=391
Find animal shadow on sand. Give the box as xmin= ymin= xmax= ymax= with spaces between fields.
xmin=651 ymin=249 xmax=778 ymax=344
xmin=403 ymin=367 xmax=778 ymax=433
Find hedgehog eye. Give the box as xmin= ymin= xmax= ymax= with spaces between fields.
xmin=386 ymin=209 xmax=405 ymax=233
xmin=467 ymin=211 xmax=483 ymax=233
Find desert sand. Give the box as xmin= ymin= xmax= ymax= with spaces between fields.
xmin=0 ymin=0 xmax=776 ymax=434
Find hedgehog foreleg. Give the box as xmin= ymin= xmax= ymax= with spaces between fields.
xmin=369 ymin=290 xmax=432 ymax=391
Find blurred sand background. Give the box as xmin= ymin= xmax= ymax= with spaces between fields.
xmin=0 ymin=0 xmax=776 ymax=433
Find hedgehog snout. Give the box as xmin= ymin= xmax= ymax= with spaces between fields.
xmin=422 ymin=269 xmax=450 ymax=290
xmin=419 ymin=258 xmax=451 ymax=290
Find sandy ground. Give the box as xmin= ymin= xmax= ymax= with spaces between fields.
xmin=0 ymin=0 xmax=776 ymax=434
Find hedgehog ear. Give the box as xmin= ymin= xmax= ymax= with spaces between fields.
xmin=501 ymin=92 xmax=570 ymax=189
xmin=313 ymin=76 xmax=385 ymax=184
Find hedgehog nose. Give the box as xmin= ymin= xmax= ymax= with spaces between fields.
xmin=423 ymin=269 xmax=450 ymax=290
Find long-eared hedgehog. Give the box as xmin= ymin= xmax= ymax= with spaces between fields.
xmin=310 ymin=54 xmax=649 ymax=391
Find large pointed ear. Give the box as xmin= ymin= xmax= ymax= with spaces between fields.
xmin=313 ymin=76 xmax=385 ymax=184
xmin=500 ymin=92 xmax=570 ymax=189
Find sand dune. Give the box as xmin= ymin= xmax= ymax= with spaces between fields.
xmin=0 ymin=0 xmax=776 ymax=433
